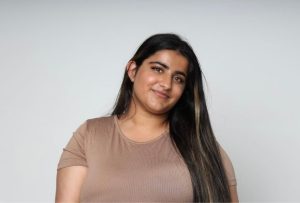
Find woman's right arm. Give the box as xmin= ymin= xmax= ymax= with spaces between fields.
xmin=55 ymin=166 xmax=88 ymax=203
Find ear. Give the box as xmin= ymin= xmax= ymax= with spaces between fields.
xmin=126 ymin=61 xmax=137 ymax=82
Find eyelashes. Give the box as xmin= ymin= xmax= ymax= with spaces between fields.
xmin=151 ymin=66 xmax=163 ymax=73
xmin=151 ymin=66 xmax=185 ymax=84
xmin=174 ymin=76 xmax=185 ymax=84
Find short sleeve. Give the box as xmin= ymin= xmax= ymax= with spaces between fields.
xmin=57 ymin=121 xmax=89 ymax=170
xmin=217 ymin=143 xmax=237 ymax=186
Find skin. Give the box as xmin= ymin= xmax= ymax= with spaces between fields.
xmin=230 ymin=185 xmax=239 ymax=202
xmin=118 ymin=50 xmax=188 ymax=142
xmin=55 ymin=166 xmax=87 ymax=203
xmin=55 ymin=49 xmax=239 ymax=202
xmin=56 ymin=50 xmax=188 ymax=202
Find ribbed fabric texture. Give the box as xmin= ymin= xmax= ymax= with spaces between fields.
xmin=57 ymin=115 xmax=236 ymax=202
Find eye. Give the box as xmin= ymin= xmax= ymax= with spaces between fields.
xmin=151 ymin=66 xmax=163 ymax=73
xmin=174 ymin=75 xmax=185 ymax=84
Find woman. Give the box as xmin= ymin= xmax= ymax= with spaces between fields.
xmin=56 ymin=33 xmax=238 ymax=202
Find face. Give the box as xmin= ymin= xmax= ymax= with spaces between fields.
xmin=127 ymin=49 xmax=188 ymax=115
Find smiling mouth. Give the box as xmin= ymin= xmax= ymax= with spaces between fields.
xmin=152 ymin=90 xmax=169 ymax=99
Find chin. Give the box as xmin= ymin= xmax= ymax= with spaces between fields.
xmin=148 ymin=106 xmax=173 ymax=115
xmin=145 ymin=98 xmax=175 ymax=115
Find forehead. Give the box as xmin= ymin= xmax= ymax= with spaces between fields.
xmin=144 ymin=50 xmax=188 ymax=73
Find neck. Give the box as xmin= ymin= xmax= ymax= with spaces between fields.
xmin=119 ymin=101 xmax=169 ymax=131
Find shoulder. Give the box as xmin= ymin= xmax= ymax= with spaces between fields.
xmin=70 ymin=115 xmax=115 ymax=144
xmin=217 ymin=142 xmax=237 ymax=186
xmin=84 ymin=115 xmax=115 ymax=135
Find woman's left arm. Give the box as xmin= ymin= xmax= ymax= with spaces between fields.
xmin=230 ymin=185 xmax=239 ymax=202
xmin=217 ymin=142 xmax=239 ymax=202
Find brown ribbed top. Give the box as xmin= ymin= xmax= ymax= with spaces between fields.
xmin=57 ymin=115 xmax=236 ymax=202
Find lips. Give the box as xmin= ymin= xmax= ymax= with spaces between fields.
xmin=152 ymin=90 xmax=169 ymax=99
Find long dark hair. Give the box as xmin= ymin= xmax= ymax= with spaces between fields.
xmin=111 ymin=33 xmax=231 ymax=202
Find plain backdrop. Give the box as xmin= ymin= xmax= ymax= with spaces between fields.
xmin=0 ymin=0 xmax=299 ymax=202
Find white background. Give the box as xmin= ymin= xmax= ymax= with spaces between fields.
xmin=0 ymin=0 xmax=299 ymax=202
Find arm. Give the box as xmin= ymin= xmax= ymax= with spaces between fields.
xmin=230 ymin=185 xmax=239 ymax=202
xmin=216 ymin=142 xmax=239 ymax=202
xmin=55 ymin=166 xmax=87 ymax=203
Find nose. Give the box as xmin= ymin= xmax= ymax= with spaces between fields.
xmin=159 ymin=74 xmax=172 ymax=89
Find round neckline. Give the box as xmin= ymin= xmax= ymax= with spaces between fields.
xmin=113 ymin=115 xmax=169 ymax=145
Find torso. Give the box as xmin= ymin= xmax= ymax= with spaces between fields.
xmin=79 ymin=115 xmax=194 ymax=202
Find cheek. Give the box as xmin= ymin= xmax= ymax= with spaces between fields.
xmin=138 ymin=72 xmax=157 ymax=85
xmin=173 ymin=86 xmax=185 ymax=99
xmin=134 ymin=73 xmax=156 ymax=93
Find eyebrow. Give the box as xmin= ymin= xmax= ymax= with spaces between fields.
xmin=149 ymin=61 xmax=187 ymax=77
